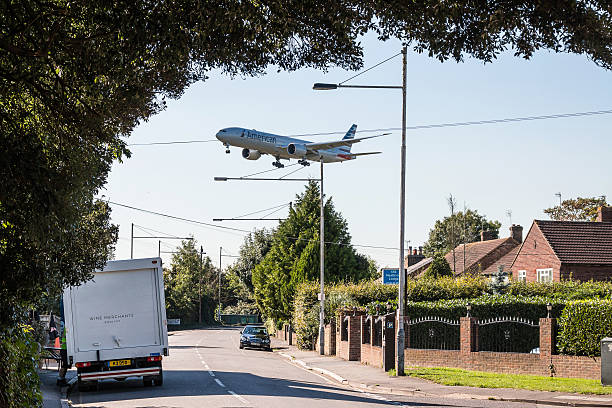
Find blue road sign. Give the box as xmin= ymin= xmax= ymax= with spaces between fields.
xmin=382 ymin=268 xmax=399 ymax=285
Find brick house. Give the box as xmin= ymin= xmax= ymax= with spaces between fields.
xmin=444 ymin=225 xmax=523 ymax=278
xmin=511 ymin=206 xmax=612 ymax=282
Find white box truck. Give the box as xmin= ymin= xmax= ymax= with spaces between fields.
xmin=63 ymin=258 xmax=169 ymax=391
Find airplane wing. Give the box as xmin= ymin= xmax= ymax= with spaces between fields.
xmin=304 ymin=133 xmax=388 ymax=151
xmin=346 ymin=151 xmax=382 ymax=158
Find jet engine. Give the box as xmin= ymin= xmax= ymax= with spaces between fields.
xmin=241 ymin=148 xmax=261 ymax=160
xmin=287 ymin=143 xmax=307 ymax=157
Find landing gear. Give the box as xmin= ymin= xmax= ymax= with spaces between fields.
xmin=298 ymin=159 xmax=310 ymax=166
xmin=272 ymin=159 xmax=284 ymax=168
xmin=224 ymin=143 xmax=230 ymax=154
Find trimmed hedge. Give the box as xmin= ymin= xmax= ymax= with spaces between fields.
xmin=507 ymin=280 xmax=612 ymax=300
xmin=557 ymin=299 xmax=612 ymax=356
xmin=406 ymin=295 xmax=566 ymax=321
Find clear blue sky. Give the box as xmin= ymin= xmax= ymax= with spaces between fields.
xmin=103 ymin=33 xmax=612 ymax=269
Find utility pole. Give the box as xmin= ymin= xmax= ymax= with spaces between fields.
xmin=130 ymin=223 xmax=134 ymax=259
xmin=319 ymin=162 xmax=325 ymax=355
xmin=158 ymin=240 xmax=161 ymax=258
xmin=199 ymin=246 xmax=204 ymax=324
xmin=396 ymin=45 xmax=407 ymax=376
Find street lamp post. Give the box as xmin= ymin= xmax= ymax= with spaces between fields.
xmin=313 ymin=46 xmax=408 ymax=375
xmin=319 ymin=162 xmax=325 ymax=355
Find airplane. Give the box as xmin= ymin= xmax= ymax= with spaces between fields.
xmin=215 ymin=124 xmax=384 ymax=168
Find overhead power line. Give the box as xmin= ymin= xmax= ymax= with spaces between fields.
xmin=100 ymin=199 xmax=402 ymax=252
xmin=124 ymin=108 xmax=612 ymax=146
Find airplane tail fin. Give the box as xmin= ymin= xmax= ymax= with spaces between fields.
xmin=343 ymin=124 xmax=357 ymax=153
xmin=343 ymin=124 xmax=357 ymax=140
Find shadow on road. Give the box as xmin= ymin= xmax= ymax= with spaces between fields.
xmin=70 ymin=370 xmax=465 ymax=407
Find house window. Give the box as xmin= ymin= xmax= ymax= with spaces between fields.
xmin=537 ymin=268 xmax=553 ymax=283
xmin=518 ymin=270 xmax=526 ymax=282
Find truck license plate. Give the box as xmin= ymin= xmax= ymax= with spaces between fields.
xmin=109 ymin=359 xmax=131 ymax=367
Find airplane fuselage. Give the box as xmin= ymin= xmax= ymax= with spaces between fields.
xmin=216 ymin=127 xmax=353 ymax=163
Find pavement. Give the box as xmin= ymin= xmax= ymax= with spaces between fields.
xmin=271 ymin=338 xmax=612 ymax=408
xmin=39 ymin=363 xmax=74 ymax=408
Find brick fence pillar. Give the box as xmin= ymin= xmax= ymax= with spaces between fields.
xmin=348 ymin=315 xmax=362 ymax=361
xmin=460 ymin=317 xmax=478 ymax=353
xmin=539 ymin=318 xmax=556 ymax=358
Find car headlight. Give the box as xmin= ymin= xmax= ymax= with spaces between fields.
xmin=262 ymin=338 xmax=270 ymax=343
xmin=240 ymin=336 xmax=247 ymax=341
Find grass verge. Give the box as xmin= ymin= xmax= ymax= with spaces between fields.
xmin=388 ymin=367 xmax=612 ymax=395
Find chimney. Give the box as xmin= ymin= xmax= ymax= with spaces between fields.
xmin=480 ymin=230 xmax=495 ymax=241
xmin=597 ymin=206 xmax=612 ymax=223
xmin=510 ymin=224 xmax=523 ymax=243
xmin=419 ymin=246 xmax=423 ymax=255
xmin=408 ymin=246 xmax=412 ymax=254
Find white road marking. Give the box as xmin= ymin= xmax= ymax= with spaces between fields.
xmin=208 ymin=370 xmax=215 ymax=377
xmin=228 ymin=390 xmax=249 ymax=404
xmin=214 ymin=378 xmax=225 ymax=388
xmin=201 ymin=361 xmax=210 ymax=369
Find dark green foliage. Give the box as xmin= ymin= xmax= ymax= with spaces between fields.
xmin=0 ymin=327 xmax=42 ymax=408
xmin=423 ymin=255 xmax=453 ymax=279
xmin=406 ymin=295 xmax=565 ymax=321
xmin=0 ymin=200 xmax=118 ymax=328
xmin=507 ymin=280 xmax=612 ymax=300
xmin=557 ymin=300 xmax=612 ymax=357
xmin=253 ymin=181 xmax=374 ymax=322
xmin=423 ymin=209 xmax=501 ymax=257
xmin=164 ymin=239 xmax=217 ymax=324
xmin=225 ymin=229 xmax=273 ymax=292
xmin=489 ymin=266 xmax=510 ymax=295
xmin=544 ymin=197 xmax=609 ymax=221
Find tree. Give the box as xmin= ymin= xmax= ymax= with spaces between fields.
xmin=252 ymin=181 xmax=374 ymax=322
xmin=3 ymin=0 xmax=611 ymax=328
xmin=422 ymin=254 xmax=453 ymax=279
xmin=164 ymin=239 xmax=216 ymax=324
xmin=225 ymin=229 xmax=274 ymax=292
xmin=0 ymin=200 xmax=117 ymax=327
xmin=3 ymin=1 xmax=612 ymax=404
xmin=423 ymin=209 xmax=501 ymax=257
xmin=489 ymin=265 xmax=510 ymax=295
xmin=544 ymin=196 xmax=609 ymax=221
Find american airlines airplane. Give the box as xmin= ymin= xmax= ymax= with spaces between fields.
xmin=215 ymin=124 xmax=383 ymax=168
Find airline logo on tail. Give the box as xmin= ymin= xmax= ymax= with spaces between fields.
xmin=343 ymin=124 xmax=357 ymax=140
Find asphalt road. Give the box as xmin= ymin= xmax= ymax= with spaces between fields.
xmin=70 ymin=327 xmax=557 ymax=408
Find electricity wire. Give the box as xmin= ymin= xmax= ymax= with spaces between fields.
xmin=123 ymin=108 xmax=612 ymax=145
xmin=230 ymin=203 xmax=290 ymax=219
xmin=101 ymin=199 xmax=402 ymax=251
xmin=338 ymin=52 xmax=402 ymax=85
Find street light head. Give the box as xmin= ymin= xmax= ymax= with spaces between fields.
xmin=212 ymin=218 xmax=222 ymax=222
xmin=214 ymin=177 xmax=228 ymax=181
xmin=312 ymin=83 xmax=338 ymax=90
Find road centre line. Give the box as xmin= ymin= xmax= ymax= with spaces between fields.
xmin=214 ymin=378 xmax=225 ymax=388
xmin=228 ymin=390 xmax=249 ymax=404
xmin=208 ymin=370 xmax=215 ymax=377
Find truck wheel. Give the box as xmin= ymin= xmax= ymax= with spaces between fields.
xmin=77 ymin=380 xmax=89 ymax=392
xmin=154 ymin=371 xmax=163 ymax=386
xmin=143 ymin=378 xmax=153 ymax=387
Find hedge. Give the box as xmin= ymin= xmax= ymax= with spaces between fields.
xmin=0 ymin=326 xmax=42 ymax=408
xmin=557 ymin=299 xmax=612 ymax=356
xmin=506 ymin=280 xmax=612 ymax=300
xmin=290 ymin=279 xmax=612 ymax=353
